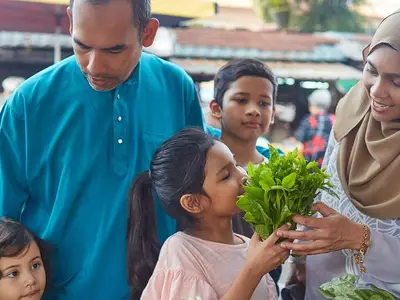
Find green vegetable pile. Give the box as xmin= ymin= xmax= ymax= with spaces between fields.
xmin=236 ymin=145 xmax=338 ymax=240
xmin=319 ymin=274 xmax=396 ymax=300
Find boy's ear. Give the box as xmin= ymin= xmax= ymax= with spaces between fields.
xmin=180 ymin=194 xmax=207 ymax=215
xmin=210 ymin=99 xmax=222 ymax=119
xmin=271 ymin=106 xmax=276 ymax=124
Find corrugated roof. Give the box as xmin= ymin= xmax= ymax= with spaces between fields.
xmin=174 ymin=44 xmax=344 ymax=61
xmin=0 ymin=31 xmax=72 ymax=48
xmin=175 ymin=28 xmax=338 ymax=51
xmin=170 ymin=58 xmax=363 ymax=80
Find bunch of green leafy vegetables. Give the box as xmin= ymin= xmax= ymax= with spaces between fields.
xmin=236 ymin=145 xmax=338 ymax=240
xmin=319 ymin=274 xmax=396 ymax=300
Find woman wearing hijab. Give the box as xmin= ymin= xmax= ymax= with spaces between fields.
xmin=278 ymin=9 xmax=400 ymax=299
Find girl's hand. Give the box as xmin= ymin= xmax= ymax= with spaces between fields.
xmin=276 ymin=202 xmax=365 ymax=256
xmin=246 ymin=224 xmax=291 ymax=278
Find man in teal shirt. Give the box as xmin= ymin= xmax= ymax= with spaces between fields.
xmin=0 ymin=0 xmax=203 ymax=298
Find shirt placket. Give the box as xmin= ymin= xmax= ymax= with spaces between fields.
xmin=113 ymin=88 xmax=128 ymax=175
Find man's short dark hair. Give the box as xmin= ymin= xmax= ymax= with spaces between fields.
xmin=214 ymin=58 xmax=278 ymax=108
xmin=69 ymin=0 xmax=151 ymax=36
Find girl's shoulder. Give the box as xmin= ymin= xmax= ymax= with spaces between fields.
xmin=157 ymin=232 xmax=209 ymax=268
xmin=158 ymin=232 xmax=249 ymax=271
xmin=154 ymin=232 xmax=214 ymax=282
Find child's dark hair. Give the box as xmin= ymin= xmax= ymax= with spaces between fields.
xmin=214 ymin=58 xmax=278 ymax=107
xmin=0 ymin=219 xmax=51 ymax=283
xmin=127 ymin=127 xmax=215 ymax=299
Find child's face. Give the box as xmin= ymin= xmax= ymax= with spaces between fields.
xmin=201 ymin=141 xmax=247 ymax=217
xmin=215 ymin=76 xmax=275 ymax=141
xmin=0 ymin=241 xmax=46 ymax=300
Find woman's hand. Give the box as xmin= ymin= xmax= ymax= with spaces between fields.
xmin=246 ymin=224 xmax=291 ymax=278
xmin=276 ymin=202 xmax=365 ymax=256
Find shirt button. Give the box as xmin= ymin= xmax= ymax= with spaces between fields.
xmin=118 ymin=139 xmax=123 ymax=144
xmin=117 ymin=94 xmax=120 ymax=99
xmin=117 ymin=116 xmax=122 ymax=122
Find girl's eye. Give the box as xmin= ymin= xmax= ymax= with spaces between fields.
xmin=222 ymin=173 xmax=231 ymax=180
xmin=392 ymin=79 xmax=400 ymax=88
xmin=32 ymin=262 xmax=41 ymax=270
xmin=367 ymin=67 xmax=378 ymax=76
xmin=7 ymin=271 xmax=18 ymax=278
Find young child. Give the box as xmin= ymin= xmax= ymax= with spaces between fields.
xmin=0 ymin=219 xmax=48 ymax=300
xmin=208 ymin=59 xmax=283 ymax=287
xmin=127 ymin=128 xmax=290 ymax=300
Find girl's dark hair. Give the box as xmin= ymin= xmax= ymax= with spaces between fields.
xmin=127 ymin=127 xmax=215 ymax=299
xmin=0 ymin=219 xmax=52 ymax=284
xmin=214 ymin=58 xmax=278 ymax=108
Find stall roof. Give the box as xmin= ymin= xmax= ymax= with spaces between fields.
xmin=170 ymin=58 xmax=363 ymax=81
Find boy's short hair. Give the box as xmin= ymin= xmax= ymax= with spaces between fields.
xmin=214 ymin=59 xmax=277 ymax=108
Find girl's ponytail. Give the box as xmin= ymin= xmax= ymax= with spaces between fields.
xmin=127 ymin=171 xmax=160 ymax=300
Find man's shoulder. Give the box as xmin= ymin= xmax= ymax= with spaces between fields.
xmin=22 ymin=56 xmax=75 ymax=85
xmin=17 ymin=56 xmax=76 ymax=96
xmin=5 ymin=56 xmax=77 ymax=114
xmin=141 ymin=52 xmax=193 ymax=85
xmin=206 ymin=126 xmax=221 ymax=138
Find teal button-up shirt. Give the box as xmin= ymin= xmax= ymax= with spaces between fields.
xmin=0 ymin=53 xmax=204 ymax=299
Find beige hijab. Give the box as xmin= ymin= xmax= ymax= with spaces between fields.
xmin=334 ymin=9 xmax=400 ymax=219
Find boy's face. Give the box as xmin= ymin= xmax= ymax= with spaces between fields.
xmin=211 ymin=76 xmax=275 ymax=141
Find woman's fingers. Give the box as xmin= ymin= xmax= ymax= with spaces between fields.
xmin=264 ymin=223 xmax=292 ymax=246
xmin=312 ymin=202 xmax=337 ymax=217
xmin=276 ymin=227 xmax=331 ymax=241
xmin=280 ymin=239 xmax=330 ymax=254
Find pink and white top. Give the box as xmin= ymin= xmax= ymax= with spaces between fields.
xmin=141 ymin=231 xmax=278 ymax=300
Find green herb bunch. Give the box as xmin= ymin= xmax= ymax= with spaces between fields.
xmin=236 ymin=145 xmax=338 ymax=240
xmin=319 ymin=275 xmax=396 ymax=300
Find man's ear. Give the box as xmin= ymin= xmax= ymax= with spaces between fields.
xmin=142 ymin=18 xmax=159 ymax=47
xmin=210 ymin=99 xmax=222 ymax=119
xmin=67 ymin=7 xmax=73 ymax=35
xmin=180 ymin=194 xmax=207 ymax=215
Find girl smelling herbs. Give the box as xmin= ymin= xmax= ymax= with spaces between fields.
xmin=126 ymin=128 xmax=290 ymax=299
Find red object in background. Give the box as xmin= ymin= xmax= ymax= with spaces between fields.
xmin=0 ymin=0 xmax=69 ymax=34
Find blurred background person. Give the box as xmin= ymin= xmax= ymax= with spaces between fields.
xmin=292 ymin=89 xmax=335 ymax=167
xmin=0 ymin=77 xmax=25 ymax=109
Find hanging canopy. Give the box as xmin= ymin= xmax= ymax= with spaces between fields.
xmin=13 ymin=0 xmax=217 ymax=18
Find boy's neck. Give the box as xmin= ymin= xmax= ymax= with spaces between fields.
xmin=220 ymin=132 xmax=264 ymax=167
xmin=185 ymin=218 xmax=243 ymax=245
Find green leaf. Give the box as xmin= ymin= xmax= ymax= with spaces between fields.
xmin=282 ymin=172 xmax=297 ymax=189
xmin=237 ymin=144 xmax=340 ymax=248
xmin=243 ymin=212 xmax=257 ymax=224
xmin=244 ymin=186 xmax=264 ymax=202
xmin=279 ymin=205 xmax=293 ymax=225
xmin=319 ymin=275 xmax=396 ymax=300
xmin=236 ymin=196 xmax=251 ymax=211
xmin=263 ymin=189 xmax=271 ymax=215
xmin=370 ymin=285 xmax=396 ymax=300
xmin=255 ymin=224 xmax=271 ymax=240
xmin=317 ymin=287 xmax=335 ymax=299
xmin=306 ymin=161 xmax=318 ymax=170
xmin=247 ymin=162 xmax=256 ymax=177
